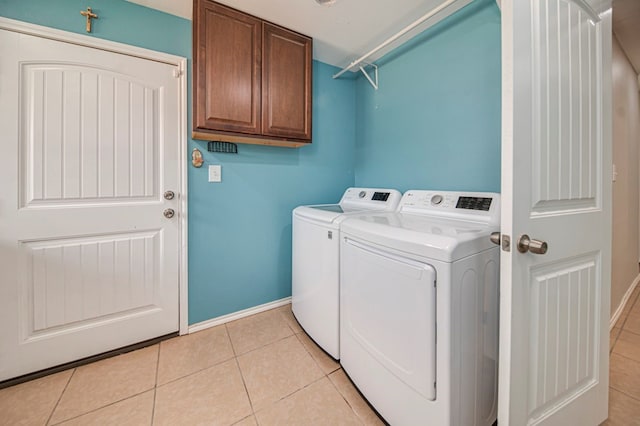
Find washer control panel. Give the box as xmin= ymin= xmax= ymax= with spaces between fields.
xmin=455 ymin=196 xmax=493 ymax=211
xmin=400 ymin=190 xmax=500 ymax=225
xmin=340 ymin=187 xmax=402 ymax=211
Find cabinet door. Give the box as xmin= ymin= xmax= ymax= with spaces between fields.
xmin=262 ymin=23 xmax=312 ymax=141
xmin=193 ymin=0 xmax=261 ymax=134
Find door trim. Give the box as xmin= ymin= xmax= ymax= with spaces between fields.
xmin=0 ymin=16 xmax=190 ymax=335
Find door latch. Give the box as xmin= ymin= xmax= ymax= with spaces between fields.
xmin=489 ymin=232 xmax=510 ymax=252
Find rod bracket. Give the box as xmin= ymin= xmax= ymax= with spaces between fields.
xmin=359 ymin=63 xmax=378 ymax=90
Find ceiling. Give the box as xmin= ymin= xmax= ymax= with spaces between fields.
xmin=127 ymin=0 xmax=639 ymax=81
xmin=126 ymin=0 xmax=473 ymax=70
xmin=612 ymin=0 xmax=640 ymax=78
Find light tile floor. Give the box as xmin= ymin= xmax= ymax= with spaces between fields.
xmin=0 ymin=305 xmax=384 ymax=426
xmin=3 ymin=292 xmax=640 ymax=426
xmin=606 ymin=284 xmax=640 ymax=425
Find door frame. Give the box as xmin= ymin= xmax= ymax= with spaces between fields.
xmin=0 ymin=17 xmax=190 ymax=336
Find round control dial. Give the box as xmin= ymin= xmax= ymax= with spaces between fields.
xmin=359 ymin=191 xmax=366 ymax=198
xmin=430 ymin=194 xmax=444 ymax=206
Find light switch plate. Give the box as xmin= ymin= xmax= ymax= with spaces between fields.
xmin=208 ymin=165 xmax=222 ymax=182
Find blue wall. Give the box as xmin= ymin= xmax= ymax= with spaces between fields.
xmin=0 ymin=0 xmax=189 ymax=56
xmin=189 ymin=62 xmax=356 ymax=322
xmin=1 ymin=0 xmax=500 ymax=325
xmin=354 ymin=0 xmax=501 ymax=193
xmin=0 ymin=0 xmax=356 ymax=324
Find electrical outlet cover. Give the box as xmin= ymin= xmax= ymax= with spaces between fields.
xmin=208 ymin=165 xmax=222 ymax=182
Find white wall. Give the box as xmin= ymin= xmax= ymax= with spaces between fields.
xmin=611 ymin=34 xmax=640 ymax=315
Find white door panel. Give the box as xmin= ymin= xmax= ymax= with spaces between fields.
xmin=499 ymin=0 xmax=612 ymax=424
xmin=0 ymin=29 xmax=181 ymax=381
xmin=21 ymin=64 xmax=159 ymax=204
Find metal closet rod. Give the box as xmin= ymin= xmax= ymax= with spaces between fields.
xmin=332 ymin=0 xmax=459 ymax=80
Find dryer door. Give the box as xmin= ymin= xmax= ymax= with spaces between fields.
xmin=341 ymin=237 xmax=437 ymax=403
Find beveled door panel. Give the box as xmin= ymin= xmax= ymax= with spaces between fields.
xmin=21 ymin=64 xmax=158 ymax=206
xmin=531 ymin=0 xmax=601 ymax=213
xmin=262 ymin=23 xmax=312 ymax=140
xmin=194 ymin=0 xmax=261 ymax=134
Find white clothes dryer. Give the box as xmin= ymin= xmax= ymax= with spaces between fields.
xmin=339 ymin=190 xmax=500 ymax=426
xmin=292 ymin=187 xmax=401 ymax=359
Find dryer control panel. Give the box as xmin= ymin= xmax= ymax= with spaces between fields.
xmin=399 ymin=190 xmax=500 ymax=225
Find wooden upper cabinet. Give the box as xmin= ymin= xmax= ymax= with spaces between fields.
xmin=193 ymin=0 xmax=313 ymax=147
xmin=262 ymin=23 xmax=312 ymax=141
xmin=194 ymin=1 xmax=261 ymax=134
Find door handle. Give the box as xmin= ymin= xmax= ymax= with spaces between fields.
xmin=490 ymin=232 xmax=501 ymax=245
xmin=517 ymin=234 xmax=548 ymax=255
xmin=163 ymin=209 xmax=175 ymax=219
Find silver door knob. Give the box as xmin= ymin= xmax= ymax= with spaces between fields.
xmin=164 ymin=190 xmax=175 ymax=200
xmin=490 ymin=232 xmax=501 ymax=245
xmin=163 ymin=209 xmax=175 ymax=219
xmin=517 ymin=234 xmax=548 ymax=255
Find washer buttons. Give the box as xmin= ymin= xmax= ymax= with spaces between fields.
xmin=431 ymin=194 xmax=444 ymax=206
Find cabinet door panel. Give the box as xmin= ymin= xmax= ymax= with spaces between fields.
xmin=194 ymin=1 xmax=261 ymax=134
xmin=262 ymin=23 xmax=312 ymax=141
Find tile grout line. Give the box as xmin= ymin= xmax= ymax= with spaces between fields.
xmin=610 ymin=350 xmax=640 ymax=365
xmin=47 ymin=388 xmax=154 ymax=425
xmin=153 ymin=329 xmax=239 ymax=388
xmin=150 ymin=388 xmax=158 ymax=426
xmin=252 ymin=374 xmax=329 ymax=417
xmin=150 ymin=343 xmax=161 ymax=425
xmin=609 ymin=385 xmax=640 ymax=403
xmin=280 ymin=305 xmax=341 ymax=376
xmin=232 ymin=331 xmax=296 ymax=358
xmin=325 ymin=372 xmax=367 ymax=426
xmin=45 ymin=368 xmax=76 ymax=426
xmin=277 ymin=306 xmax=304 ymax=335
xmin=619 ymin=325 xmax=640 ymax=338
xmin=228 ymin=310 xmax=332 ymax=422
xmin=227 ymin=308 xmax=296 ymax=357
xmin=226 ymin=323 xmax=257 ymax=418
xmin=151 ymin=352 xmax=237 ymax=389
xmin=293 ymin=332 xmax=339 ymax=376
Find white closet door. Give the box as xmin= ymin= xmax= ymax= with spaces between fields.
xmin=498 ymin=0 xmax=612 ymax=424
xmin=0 ymin=28 xmax=181 ymax=381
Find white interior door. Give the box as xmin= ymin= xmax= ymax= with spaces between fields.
xmin=0 ymin=27 xmax=182 ymax=381
xmin=499 ymin=0 xmax=612 ymax=424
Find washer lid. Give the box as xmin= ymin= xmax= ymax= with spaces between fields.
xmin=294 ymin=204 xmax=367 ymax=223
xmin=293 ymin=187 xmax=402 ymax=224
xmin=340 ymin=212 xmax=498 ymax=262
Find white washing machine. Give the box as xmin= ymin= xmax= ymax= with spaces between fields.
xmin=340 ymin=190 xmax=500 ymax=426
xmin=292 ymin=187 xmax=401 ymax=359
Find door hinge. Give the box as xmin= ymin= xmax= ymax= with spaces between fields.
xmin=172 ymin=69 xmax=182 ymax=78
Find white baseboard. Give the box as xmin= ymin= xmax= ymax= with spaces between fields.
xmin=188 ymin=297 xmax=292 ymax=334
xmin=610 ymin=274 xmax=640 ymax=330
